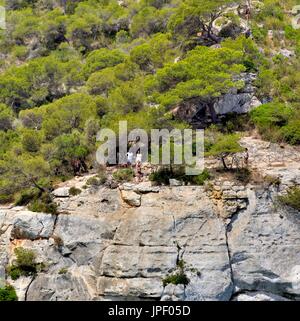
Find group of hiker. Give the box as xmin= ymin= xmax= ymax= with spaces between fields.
xmin=116 ymin=138 xmax=144 ymax=182
xmin=124 ymin=150 xmax=143 ymax=183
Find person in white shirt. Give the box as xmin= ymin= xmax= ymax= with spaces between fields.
xmin=127 ymin=152 xmax=133 ymax=166
xmin=136 ymin=152 xmax=142 ymax=163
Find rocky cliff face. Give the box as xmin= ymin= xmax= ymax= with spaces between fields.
xmin=172 ymin=73 xmax=261 ymax=128
xmin=0 ymin=138 xmax=300 ymax=301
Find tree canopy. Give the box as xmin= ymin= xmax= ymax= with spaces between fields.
xmin=0 ymin=0 xmax=299 ymax=203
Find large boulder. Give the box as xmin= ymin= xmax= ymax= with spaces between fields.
xmin=214 ymin=73 xmax=261 ymax=115
xmin=120 ymin=190 xmax=141 ymax=207
xmin=10 ymin=212 xmax=56 ymax=240
xmin=171 ymin=73 xmax=261 ymax=128
xmin=53 ymin=187 xmax=70 ymax=198
xmin=214 ymin=93 xmax=261 ymax=115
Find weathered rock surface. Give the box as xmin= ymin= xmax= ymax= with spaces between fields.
xmin=1 ymin=138 xmax=300 ymax=301
xmin=172 ymin=73 xmax=261 ymax=128
xmin=0 ymin=186 xmax=234 ymax=301
xmin=161 ymin=284 xmax=185 ymax=301
xmin=214 ymin=73 xmax=261 ymax=116
xmin=27 ymin=266 xmax=97 ymax=301
xmin=120 ymin=190 xmax=141 ymax=207
xmin=233 ymin=291 xmax=290 ymax=301
xmin=52 ymin=187 xmax=70 ymax=198
xmin=240 ymin=137 xmax=300 ymax=188
xmin=11 ymin=212 xmax=56 ymax=240
xmin=228 ymin=188 xmax=300 ymax=298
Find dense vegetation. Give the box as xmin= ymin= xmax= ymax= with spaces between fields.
xmin=0 ymin=0 xmax=299 ymax=203
xmin=0 ymin=284 xmax=18 ymax=301
xmin=6 ymin=247 xmax=42 ymax=280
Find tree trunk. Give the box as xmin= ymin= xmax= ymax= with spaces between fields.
xmin=206 ymin=30 xmax=220 ymax=43
xmin=208 ymin=103 xmax=218 ymax=123
xmin=31 ymin=179 xmax=46 ymax=193
xmin=80 ymin=159 xmax=88 ymax=173
xmin=221 ymin=156 xmax=228 ymax=170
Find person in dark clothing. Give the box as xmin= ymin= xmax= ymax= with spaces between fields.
xmin=135 ymin=161 xmax=143 ymax=183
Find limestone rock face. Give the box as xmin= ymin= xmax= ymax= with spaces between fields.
xmin=234 ymin=291 xmax=290 ymax=301
xmin=0 ymin=186 xmax=235 ymax=301
xmin=97 ymin=277 xmax=163 ymax=300
xmin=228 ymin=189 xmax=300 ymax=297
xmin=26 ymin=266 xmax=97 ymax=301
xmin=11 ymin=212 xmax=56 ymax=240
xmin=161 ymin=284 xmax=185 ymax=301
xmin=1 ymin=144 xmax=300 ymax=302
xmin=133 ymin=182 xmax=160 ymax=194
xmin=213 ymin=73 xmax=261 ymax=115
xmin=208 ymin=181 xmax=249 ymax=219
xmin=214 ymin=93 xmax=261 ymax=115
xmin=171 ymin=73 xmax=261 ymax=127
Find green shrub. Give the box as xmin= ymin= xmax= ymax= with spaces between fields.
xmin=251 ymin=103 xmax=292 ymax=128
xmin=162 ymin=272 xmax=190 ymax=287
xmin=278 ymin=187 xmax=300 ymax=211
xmin=28 ymin=193 xmax=58 ymax=214
xmin=220 ymin=113 xmax=253 ymax=133
xmin=58 ymin=268 xmax=68 ymax=275
xmin=280 ymin=120 xmax=300 ymax=145
xmin=264 ymin=175 xmax=281 ymax=187
xmin=98 ymin=174 xmax=107 ymax=184
xmin=6 ymin=266 xmax=23 ymax=281
xmin=69 ymin=187 xmax=81 ymax=196
xmin=235 ymin=168 xmax=251 ymax=183
xmin=162 ymin=258 xmax=190 ymax=286
xmin=21 ymin=129 xmax=42 ymax=153
xmin=15 ymin=247 xmax=36 ymax=268
xmin=206 ymin=133 xmax=244 ymax=170
xmin=113 ymin=168 xmax=134 ymax=182
xmin=149 ymin=168 xmax=171 ymax=185
xmin=11 ymin=45 xmax=28 ymax=60
xmin=0 ymin=193 xmax=14 ymax=204
xmin=188 ymin=169 xmax=211 ymax=186
xmin=97 ymin=168 xmax=107 ymax=184
xmin=177 ymin=259 xmax=185 ymax=270
xmin=250 ymin=103 xmax=294 ymax=143
xmin=251 ymin=25 xmax=268 ymax=43
xmin=149 ymin=167 xmax=210 ymax=186
xmin=28 ymin=199 xmax=58 ymax=214
xmin=7 ymin=247 xmax=38 ymax=280
xmin=86 ymin=177 xmax=102 ymax=186
xmin=14 ymin=188 xmax=40 ymax=206
xmin=0 ymin=285 xmax=18 ymax=301
xmin=83 ymin=49 xmax=126 ymax=77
